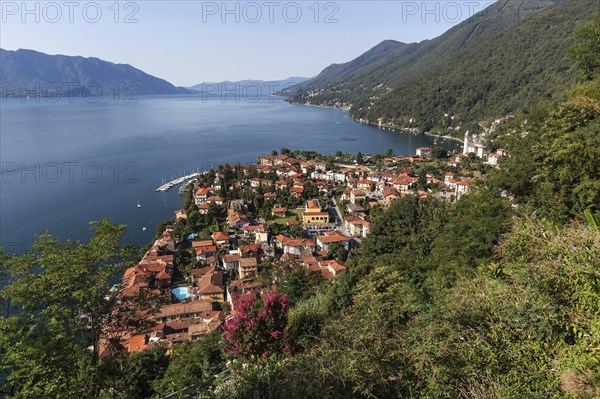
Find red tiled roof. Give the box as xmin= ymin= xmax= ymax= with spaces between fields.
xmin=197 ymin=271 xmax=224 ymax=295
xmin=456 ymin=180 xmax=474 ymax=186
xmin=239 ymin=258 xmax=258 ymax=267
xmin=223 ymin=254 xmax=241 ymax=262
xmin=192 ymin=239 xmax=213 ymax=248
xmin=240 ymin=244 xmax=259 ymax=254
xmin=195 ymin=245 xmax=217 ymax=255
xmin=306 ymin=199 xmax=320 ymax=209
xmin=323 ymin=259 xmax=346 ymax=271
xmin=156 ymin=300 xmax=213 ymax=319
xmin=212 ymin=231 xmax=230 ymax=242
xmin=195 ymin=188 xmax=212 ymax=195
xmin=317 ymin=233 xmax=350 ymax=244
xmin=383 ymin=187 xmax=400 ymax=197
xmin=321 ymin=269 xmax=335 ymax=280
xmin=127 ymin=334 xmax=148 ymax=353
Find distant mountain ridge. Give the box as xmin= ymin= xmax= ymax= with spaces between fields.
xmin=282 ymin=0 xmax=591 ymax=134
xmin=283 ymin=0 xmax=565 ymax=104
xmin=356 ymin=0 xmax=595 ymax=133
xmin=189 ymin=77 xmax=311 ymax=97
xmin=0 ymin=48 xmax=188 ymax=96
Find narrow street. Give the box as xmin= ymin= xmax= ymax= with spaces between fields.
xmin=328 ymin=196 xmax=347 ymax=236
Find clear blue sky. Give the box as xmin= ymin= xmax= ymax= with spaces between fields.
xmin=1 ymin=1 xmax=496 ymax=86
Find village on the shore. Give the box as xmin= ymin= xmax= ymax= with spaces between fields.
xmin=99 ymin=134 xmax=510 ymax=357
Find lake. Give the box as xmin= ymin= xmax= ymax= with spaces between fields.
xmin=0 ymin=94 xmax=455 ymax=251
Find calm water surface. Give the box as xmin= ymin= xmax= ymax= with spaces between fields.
xmin=0 ymin=94 xmax=455 ymax=251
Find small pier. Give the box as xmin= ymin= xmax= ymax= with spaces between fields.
xmin=155 ymin=172 xmax=201 ymax=192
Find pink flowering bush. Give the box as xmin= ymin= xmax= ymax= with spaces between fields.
xmin=222 ymin=293 xmax=297 ymax=360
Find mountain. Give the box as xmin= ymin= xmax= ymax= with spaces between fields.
xmin=282 ymin=0 xmax=594 ymax=134
xmin=189 ymin=77 xmax=311 ymax=97
xmin=288 ymin=40 xmax=419 ymax=93
xmin=355 ymin=0 xmax=597 ymax=133
xmin=0 ymin=48 xmax=188 ymax=96
xmin=283 ymin=0 xmax=565 ymax=106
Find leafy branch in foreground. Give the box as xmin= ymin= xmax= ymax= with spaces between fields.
xmin=0 ymin=220 xmax=138 ymax=398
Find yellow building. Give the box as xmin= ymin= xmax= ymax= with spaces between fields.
xmin=302 ymin=199 xmax=329 ymax=224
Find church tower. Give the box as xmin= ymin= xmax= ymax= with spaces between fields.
xmin=463 ymin=130 xmax=470 ymax=155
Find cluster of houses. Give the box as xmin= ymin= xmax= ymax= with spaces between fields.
xmin=99 ymin=227 xmax=227 ymax=356
xmin=190 ymin=148 xmax=506 ymax=215
xmin=224 ymin=156 xmax=461 ymax=204
xmin=105 ymin=144 xmax=511 ymax=358
xmin=461 ymin=131 xmax=511 ymax=165
xmin=103 ymin=201 xmax=353 ymax=357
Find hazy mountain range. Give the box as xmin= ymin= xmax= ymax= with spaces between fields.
xmin=188 ymin=77 xmax=311 ymax=97
xmin=0 ymin=48 xmax=310 ymax=99
xmin=0 ymin=48 xmax=189 ymax=96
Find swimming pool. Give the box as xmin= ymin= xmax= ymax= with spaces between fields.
xmin=172 ymin=287 xmax=189 ymax=301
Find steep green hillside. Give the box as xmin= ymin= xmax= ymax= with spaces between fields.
xmin=356 ymin=0 xmax=596 ymax=134
xmin=284 ymin=0 xmax=564 ymax=107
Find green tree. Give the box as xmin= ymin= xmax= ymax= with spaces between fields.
xmin=278 ymin=267 xmax=319 ymax=307
xmin=0 ymin=220 xmax=137 ymax=398
xmin=287 ymin=224 xmax=305 ymax=239
xmin=430 ymin=145 xmax=448 ymax=159
xmin=327 ymin=196 xmax=449 ymax=312
xmin=100 ymin=346 xmax=169 ymax=399
xmin=533 ymin=98 xmax=600 ymax=221
xmin=153 ymin=334 xmax=225 ymax=398
xmin=568 ymin=13 xmax=600 ymax=81
xmin=428 ymin=188 xmax=511 ymax=290
xmin=327 ymin=242 xmax=347 ymax=262
xmin=356 ymin=151 xmax=364 ymax=164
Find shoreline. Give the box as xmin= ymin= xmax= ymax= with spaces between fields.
xmin=285 ymin=98 xmax=463 ymax=144
xmin=424 ymin=132 xmax=464 ymax=143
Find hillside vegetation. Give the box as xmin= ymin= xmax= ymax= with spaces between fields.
xmin=356 ymin=0 xmax=596 ymax=133
xmin=285 ymin=0 xmax=596 ymax=136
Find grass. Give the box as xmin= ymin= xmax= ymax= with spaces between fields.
xmin=268 ymin=208 xmax=303 ymax=226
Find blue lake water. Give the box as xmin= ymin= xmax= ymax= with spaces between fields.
xmin=0 ymin=94 xmax=456 ymax=251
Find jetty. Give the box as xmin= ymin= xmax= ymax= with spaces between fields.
xmin=155 ymin=172 xmax=201 ymax=192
